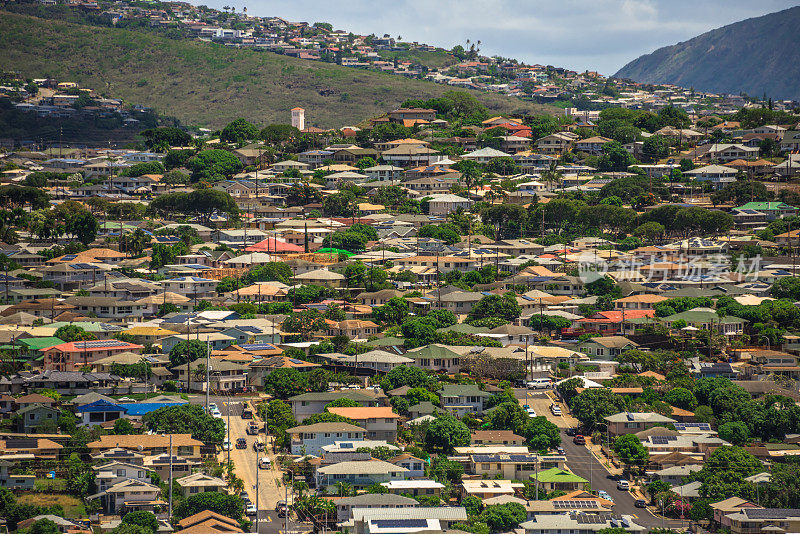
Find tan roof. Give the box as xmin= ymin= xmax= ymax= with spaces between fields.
xmin=327 ymin=406 xmax=400 ymax=420
xmin=88 ymin=434 xmax=202 ymax=449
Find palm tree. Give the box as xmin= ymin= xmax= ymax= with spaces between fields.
xmin=541 ymin=159 xmax=563 ymax=191
xmin=485 ymin=189 xmax=496 ymax=205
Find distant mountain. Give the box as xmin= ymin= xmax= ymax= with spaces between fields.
xmin=614 ymin=6 xmax=800 ymax=101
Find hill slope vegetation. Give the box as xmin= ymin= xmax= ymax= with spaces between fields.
xmin=0 ymin=11 xmax=554 ymax=129
xmin=614 ymin=6 xmax=800 ymax=100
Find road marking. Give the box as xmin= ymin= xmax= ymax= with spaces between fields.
xmin=263 ymin=515 xmax=272 ymax=522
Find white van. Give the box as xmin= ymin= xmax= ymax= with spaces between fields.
xmin=527 ymin=378 xmax=552 ymax=389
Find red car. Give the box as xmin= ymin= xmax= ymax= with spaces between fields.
xmin=573 ymin=434 xmax=586 ymax=445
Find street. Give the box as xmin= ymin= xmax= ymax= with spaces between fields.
xmin=511 ymin=389 xmax=684 ymax=529
xmin=188 ymin=395 xmax=309 ymax=534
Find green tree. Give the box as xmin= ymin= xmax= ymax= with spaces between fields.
xmin=571 ymin=388 xmax=627 ymax=429
xmin=663 ymin=387 xmax=698 ymax=410
xmin=597 ymin=141 xmax=637 ymax=172
xmin=718 ymin=421 xmax=749 ymax=446
xmin=220 ymin=118 xmax=260 ymax=143
xmin=479 ymin=503 xmax=527 ymax=533
xmin=142 ymin=404 xmax=226 ymax=444
xmin=523 ymin=416 xmax=561 ymax=451
xmin=380 ymin=365 xmax=433 ymax=391
xmin=613 ymin=433 xmax=649 ymax=470
xmin=121 ymin=512 xmax=158 ymax=534
xmin=173 ymin=492 xmax=244 ymax=521
xmin=54 ymin=325 xmax=96 ymax=343
xmin=424 ymin=416 xmax=470 ymax=453
xmin=264 ymin=368 xmax=309 ymax=399
xmin=467 ymin=293 xmax=521 ymax=322
xmin=168 ymin=340 xmax=208 ymax=368
xmin=27 ymin=519 xmax=61 ymax=534
xmin=187 ymin=149 xmax=243 ymax=182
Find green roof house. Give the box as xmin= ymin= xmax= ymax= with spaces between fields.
xmin=735 ymin=202 xmax=796 ymax=221
xmin=438 ymin=384 xmax=492 ymax=416
xmin=662 ymin=307 xmax=746 ymax=336
xmin=405 ymin=344 xmax=462 ymax=374
xmin=17 ymin=337 xmax=64 ymax=360
xmin=530 ymin=467 xmax=588 ymax=492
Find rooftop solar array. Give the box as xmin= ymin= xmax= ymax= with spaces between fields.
xmin=241 ymin=343 xmax=278 ymax=351
xmin=74 ymin=340 xmax=130 ymax=349
xmin=650 ymin=436 xmax=679 ymax=444
xmin=472 ymin=454 xmax=538 ymax=463
xmin=553 ymin=500 xmax=599 ymax=509
xmin=674 ymin=422 xmax=712 ymax=431
xmin=372 ymin=520 xmax=428 ymax=528
xmin=574 ymin=514 xmax=611 ymax=524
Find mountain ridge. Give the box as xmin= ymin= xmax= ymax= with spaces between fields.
xmin=614 ymin=6 xmax=800 ymax=100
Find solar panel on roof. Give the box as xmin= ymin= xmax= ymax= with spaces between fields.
xmin=61 ymin=254 xmax=77 ymax=261
xmin=372 ymin=520 xmax=428 ymax=528
xmin=74 ymin=340 xmax=129 ymax=349
xmin=288 ymin=358 xmax=306 ymax=365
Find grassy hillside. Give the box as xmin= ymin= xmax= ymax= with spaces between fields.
xmin=614 ymin=6 xmax=800 ymax=101
xmin=0 ymin=11 xmax=554 ymax=129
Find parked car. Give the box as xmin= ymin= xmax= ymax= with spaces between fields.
xmin=556 ymin=446 xmax=565 ymax=455
xmin=635 ymin=499 xmax=647 ymax=508
xmin=222 ymin=440 xmax=232 ymax=451
xmin=527 ymin=378 xmax=552 ymax=389
xmin=240 ymin=491 xmax=250 ymax=502
xmin=236 ymin=438 xmax=247 ymax=449
xmin=550 ymin=404 xmax=562 ymax=416
xmin=573 ymin=434 xmax=586 ymax=445
xmin=565 ymin=427 xmax=577 ymax=436
xmin=598 ymin=490 xmax=613 ymax=503
xmin=246 ymin=422 xmax=259 ymax=435
xmin=617 ymin=479 xmax=630 ymax=491
xmin=276 ymin=500 xmax=288 ymax=517
xmin=526 ymin=407 xmax=537 ymax=417
xmin=259 ymin=457 xmax=271 ymax=469
xmin=245 ymin=502 xmax=257 ymax=516
xmin=241 ymin=408 xmax=253 ymax=419
xmin=253 ymin=439 xmax=264 ymax=452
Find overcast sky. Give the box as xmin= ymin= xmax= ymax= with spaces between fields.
xmin=196 ymin=0 xmax=798 ymax=74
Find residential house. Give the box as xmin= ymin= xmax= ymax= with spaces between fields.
xmin=87 ymin=434 xmax=203 ymax=459
xmin=604 ymin=412 xmax=678 ymax=437
xmin=16 ymin=404 xmax=60 ymax=432
xmin=530 ymin=468 xmax=588 ymax=492
xmin=438 ymin=383 xmax=492 ymax=416
xmin=176 ymin=472 xmax=227 ymax=497
xmin=576 ymin=336 xmax=638 ymax=360
xmin=405 ymin=344 xmax=463 ymax=374
xmin=334 ymin=493 xmax=418 ymax=522
xmin=327 ymin=406 xmax=400 ymax=442
xmin=380 ymin=479 xmax=444 ymax=497
xmin=315 ymin=459 xmax=408 ymax=490
xmin=93 ymin=461 xmax=152 ymax=491
xmin=471 ymin=430 xmax=526 ymax=446
xmin=286 ymin=422 xmax=366 ymax=455
xmin=521 ymin=513 xmax=646 ymax=534
xmin=288 ymin=391 xmax=382 ymax=422
xmin=40 ymin=340 xmax=143 ymax=371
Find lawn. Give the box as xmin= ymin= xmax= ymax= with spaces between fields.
xmin=18 ymin=491 xmax=86 ymax=518
xmin=0 ymin=11 xmax=557 ymax=129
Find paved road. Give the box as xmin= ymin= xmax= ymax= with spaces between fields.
xmin=559 ymin=428 xmax=685 ymax=529
xmin=188 ymin=395 xmax=309 ymax=534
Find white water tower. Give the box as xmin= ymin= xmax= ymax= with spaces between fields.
xmin=291 ymin=107 xmax=305 ymax=130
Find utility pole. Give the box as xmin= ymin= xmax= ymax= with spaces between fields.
xmin=255 ymin=442 xmax=260 ymax=534
xmin=168 ymin=434 xmax=174 ymax=519
xmin=205 ymin=339 xmax=211 ymax=412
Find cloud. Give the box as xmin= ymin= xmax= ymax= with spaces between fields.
xmin=204 ymin=0 xmax=799 ymax=73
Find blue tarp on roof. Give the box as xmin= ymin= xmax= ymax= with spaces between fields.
xmin=118 ymin=402 xmax=187 ymax=416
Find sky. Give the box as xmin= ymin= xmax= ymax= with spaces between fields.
xmin=196 ymin=0 xmax=799 ymax=74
